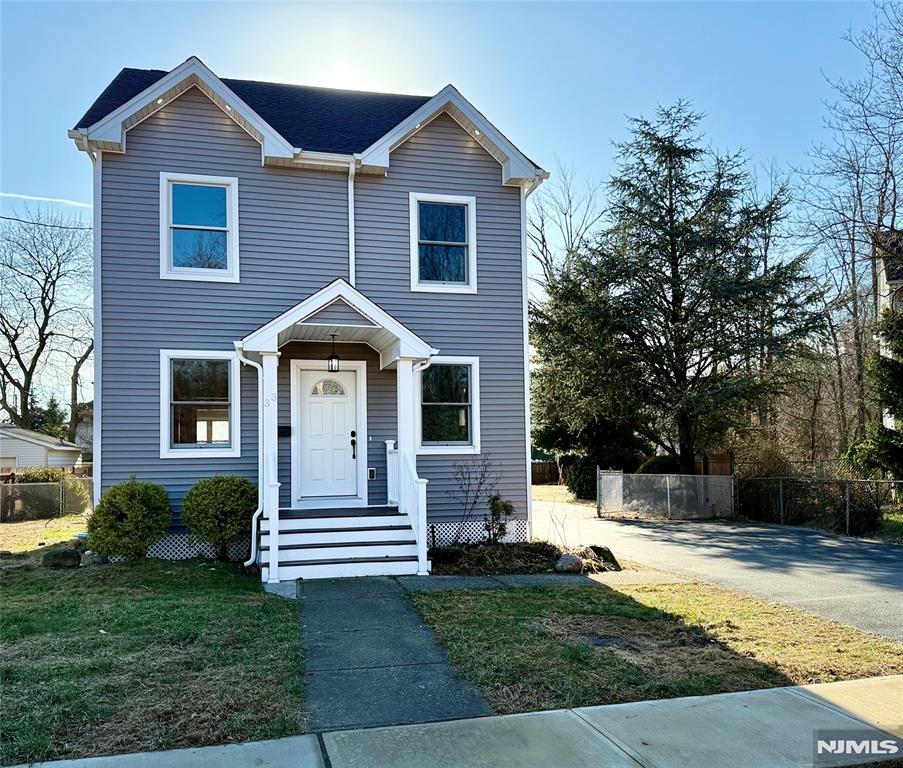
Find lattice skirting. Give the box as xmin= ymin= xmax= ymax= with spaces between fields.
xmin=145 ymin=533 xmax=250 ymax=561
xmin=139 ymin=519 xmax=528 ymax=561
xmin=427 ymin=518 xmax=528 ymax=548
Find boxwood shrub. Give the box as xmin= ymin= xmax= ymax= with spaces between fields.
xmin=181 ymin=475 xmax=256 ymax=561
xmin=88 ymin=477 xmax=171 ymax=559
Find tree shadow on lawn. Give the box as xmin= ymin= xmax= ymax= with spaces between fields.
xmin=413 ymin=582 xmax=902 ymax=715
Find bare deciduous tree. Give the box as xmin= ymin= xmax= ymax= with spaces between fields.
xmin=0 ymin=208 xmax=93 ymax=435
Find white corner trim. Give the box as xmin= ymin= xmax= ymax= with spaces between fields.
xmin=409 ymin=192 xmax=477 ymax=294
xmin=81 ymin=56 xmax=294 ymax=161
xmin=360 ymin=84 xmax=541 ymax=186
xmin=159 ymin=172 xmax=240 ymax=283
xmin=92 ymin=150 xmax=102 ymax=504
xmin=159 ymin=349 xmax=241 ymax=459
xmin=415 ymin=355 xmax=481 ymax=455
xmin=289 ymin=359 xmax=368 ymax=506
xmin=520 ymin=185 xmax=533 ymax=538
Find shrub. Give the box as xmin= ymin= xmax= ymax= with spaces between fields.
xmin=88 ymin=477 xmax=171 ymax=559
xmin=181 ymin=475 xmax=256 ymax=561
xmin=12 ymin=468 xmax=91 ymax=519
xmin=636 ymin=455 xmax=681 ymax=474
xmin=484 ymin=494 xmax=514 ymax=544
xmin=566 ymin=456 xmax=597 ymax=500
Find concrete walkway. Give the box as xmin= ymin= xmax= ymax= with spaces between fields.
xmin=533 ymin=497 xmax=903 ymax=641
xmin=17 ymin=676 xmax=902 ymax=767
xmin=298 ymin=576 xmax=491 ymax=731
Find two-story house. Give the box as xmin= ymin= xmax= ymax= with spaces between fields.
xmin=69 ymin=57 xmax=547 ymax=582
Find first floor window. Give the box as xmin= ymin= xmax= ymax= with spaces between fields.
xmin=417 ymin=357 xmax=480 ymax=453
xmin=410 ymin=193 xmax=477 ymax=293
xmin=160 ymin=173 xmax=239 ymax=282
xmin=160 ymin=351 xmax=240 ymax=458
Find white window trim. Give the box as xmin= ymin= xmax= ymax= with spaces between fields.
xmin=159 ymin=349 xmax=241 ymax=459
xmin=409 ymin=192 xmax=477 ymax=294
xmin=159 ymin=172 xmax=239 ymax=283
xmin=415 ymin=355 xmax=480 ymax=455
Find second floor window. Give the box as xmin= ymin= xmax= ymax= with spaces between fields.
xmin=160 ymin=173 xmax=239 ymax=283
xmin=410 ymin=192 xmax=477 ymax=293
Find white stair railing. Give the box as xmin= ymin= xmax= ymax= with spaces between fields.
xmin=399 ymin=452 xmax=429 ymax=574
xmin=385 ymin=440 xmax=399 ymax=505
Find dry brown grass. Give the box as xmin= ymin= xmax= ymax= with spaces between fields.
xmin=412 ymin=581 xmax=903 ymax=714
xmin=0 ymin=513 xmax=86 ymax=555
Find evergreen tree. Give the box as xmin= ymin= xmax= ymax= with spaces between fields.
xmin=532 ymin=103 xmax=823 ymax=472
xmin=30 ymin=396 xmax=69 ymax=440
xmin=850 ymin=307 xmax=903 ymax=478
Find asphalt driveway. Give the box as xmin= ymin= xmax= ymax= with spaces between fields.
xmin=533 ymin=495 xmax=903 ymax=641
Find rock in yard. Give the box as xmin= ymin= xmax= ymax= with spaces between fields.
xmin=554 ymin=552 xmax=584 ymax=573
xmin=588 ymin=545 xmax=622 ymax=571
xmin=42 ymin=548 xmax=82 ymax=568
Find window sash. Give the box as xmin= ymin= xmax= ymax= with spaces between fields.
xmin=166 ymin=180 xmax=231 ymax=273
xmin=169 ymin=358 xmax=232 ymax=449
xmin=421 ymin=363 xmax=473 ymax=445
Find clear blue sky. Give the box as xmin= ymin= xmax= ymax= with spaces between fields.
xmin=0 ymin=1 xmax=873 ymax=222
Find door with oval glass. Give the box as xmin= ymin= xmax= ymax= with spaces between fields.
xmin=298 ymin=369 xmax=357 ymax=498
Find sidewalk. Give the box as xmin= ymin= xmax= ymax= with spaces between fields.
xmin=15 ymin=676 xmax=902 ymax=768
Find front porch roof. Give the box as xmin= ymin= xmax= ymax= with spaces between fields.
xmin=239 ymin=279 xmax=438 ymax=368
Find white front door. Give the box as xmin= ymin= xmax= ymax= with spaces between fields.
xmin=299 ymin=369 xmax=358 ymax=498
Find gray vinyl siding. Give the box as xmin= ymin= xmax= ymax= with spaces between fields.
xmin=355 ymin=113 xmax=528 ymax=523
xmin=100 ymin=87 xmax=349 ymax=523
xmin=302 ymin=300 xmax=373 ymax=326
xmin=100 ymin=90 xmax=528 ymax=527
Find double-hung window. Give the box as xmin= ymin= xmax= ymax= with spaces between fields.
xmin=160 ymin=172 xmax=239 ymax=282
xmin=410 ymin=192 xmax=477 ymax=293
xmin=416 ymin=356 xmax=480 ymax=454
xmin=160 ymin=350 xmax=240 ymax=458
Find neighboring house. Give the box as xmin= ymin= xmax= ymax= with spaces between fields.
xmin=876 ymin=229 xmax=903 ymax=431
xmin=0 ymin=424 xmax=83 ymax=470
xmin=69 ymin=57 xmax=547 ymax=581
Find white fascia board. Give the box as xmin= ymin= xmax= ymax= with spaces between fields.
xmin=359 ymin=84 xmax=544 ymax=186
xmin=81 ymin=57 xmax=294 ymax=161
xmin=240 ymin=279 xmax=437 ymax=360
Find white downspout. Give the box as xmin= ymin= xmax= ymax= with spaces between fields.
xmin=348 ymin=160 xmax=356 ymax=285
xmin=234 ymin=341 xmax=264 ymax=567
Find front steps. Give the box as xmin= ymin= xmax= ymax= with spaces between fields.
xmin=259 ymin=505 xmax=422 ymax=581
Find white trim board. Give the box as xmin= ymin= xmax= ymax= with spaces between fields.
xmin=92 ymin=150 xmax=102 ymax=504
xmin=415 ymin=355 xmax=481 ymax=455
xmin=409 ymin=192 xmax=478 ymax=295
xmin=159 ymin=172 xmax=240 ymax=283
xmin=159 ymin=349 xmax=241 ymax=459
xmin=289 ymin=359 xmax=369 ymax=508
xmin=241 ymin=279 xmax=437 ymax=365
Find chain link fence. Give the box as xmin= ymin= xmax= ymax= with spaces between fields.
xmin=736 ymin=477 xmax=902 ymax=536
xmin=0 ymin=477 xmax=94 ymax=523
xmin=597 ymin=470 xmax=735 ymax=520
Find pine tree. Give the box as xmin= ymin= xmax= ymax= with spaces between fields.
xmin=30 ymin=396 xmax=69 ymax=440
xmin=852 ymin=308 xmax=903 ymax=478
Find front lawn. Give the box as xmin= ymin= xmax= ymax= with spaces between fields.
xmin=412 ymin=582 xmax=903 ymax=714
xmin=0 ymin=513 xmax=87 ymax=555
xmin=0 ymin=558 xmax=303 ymax=766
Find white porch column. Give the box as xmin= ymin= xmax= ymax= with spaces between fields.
xmin=261 ymin=351 xmax=281 ymax=583
xmin=396 ymin=359 xmax=415 ymax=460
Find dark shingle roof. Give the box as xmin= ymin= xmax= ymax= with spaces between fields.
xmin=74 ymin=67 xmax=432 ymax=155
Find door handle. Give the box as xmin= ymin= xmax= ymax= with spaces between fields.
xmin=351 ymin=437 xmax=357 ymax=459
